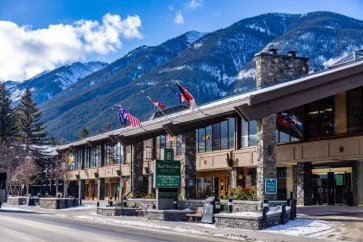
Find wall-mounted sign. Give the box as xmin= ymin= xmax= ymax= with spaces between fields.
xmin=335 ymin=174 xmax=344 ymax=186
xmin=155 ymin=160 xmax=181 ymax=188
xmin=164 ymin=149 xmax=174 ymax=162
xmin=265 ymin=178 xmax=277 ymax=194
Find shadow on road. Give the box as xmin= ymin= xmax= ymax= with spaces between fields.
xmin=0 ymin=209 xmax=42 ymax=214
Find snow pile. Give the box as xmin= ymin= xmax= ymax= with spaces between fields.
xmin=264 ymin=218 xmax=340 ymax=239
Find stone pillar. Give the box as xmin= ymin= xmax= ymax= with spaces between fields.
xmin=295 ymin=162 xmax=313 ymax=205
xmin=256 ymin=115 xmax=277 ymax=201
xmin=180 ymin=131 xmax=196 ymax=199
xmin=131 ymin=142 xmax=146 ymax=195
xmin=148 ymin=174 xmax=153 ymax=194
xmin=97 ymin=178 xmax=105 ymax=200
xmin=230 ymin=168 xmax=238 ymax=189
xmin=352 ymin=161 xmax=359 ymax=206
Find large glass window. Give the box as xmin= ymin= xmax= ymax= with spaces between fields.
xmin=306 ymin=97 xmax=334 ymax=139
xmin=74 ymin=149 xmax=83 ymax=170
xmin=347 ymin=87 xmax=363 ymax=133
xmin=241 ymin=118 xmax=257 ymax=147
xmin=90 ymin=145 xmax=101 ymax=168
xmin=105 ymin=142 xmax=123 ymax=165
xmin=196 ymin=119 xmax=236 ymax=153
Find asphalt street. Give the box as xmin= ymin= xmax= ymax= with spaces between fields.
xmin=0 ymin=209 xmax=230 ymax=242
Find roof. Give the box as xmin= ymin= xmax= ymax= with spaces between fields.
xmin=330 ymin=49 xmax=363 ymax=68
xmin=58 ymin=57 xmax=363 ymax=151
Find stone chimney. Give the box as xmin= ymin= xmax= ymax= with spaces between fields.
xmin=255 ymin=49 xmax=309 ymax=89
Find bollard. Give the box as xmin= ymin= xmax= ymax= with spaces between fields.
xmin=97 ymin=201 xmax=100 ymax=207
xmin=109 ymin=197 xmax=113 ymax=207
xmin=173 ymin=199 xmax=178 ymax=209
xmin=262 ymin=206 xmax=268 ymax=229
xmin=123 ymin=197 xmax=127 ymax=207
xmin=281 ymin=204 xmax=287 ymax=224
xmin=290 ymin=199 xmax=297 ymax=220
xmin=227 ymin=198 xmax=233 ymax=213
xmin=263 ymin=199 xmax=269 ymax=213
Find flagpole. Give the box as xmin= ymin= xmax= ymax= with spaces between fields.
xmin=140 ymin=90 xmax=172 ymax=122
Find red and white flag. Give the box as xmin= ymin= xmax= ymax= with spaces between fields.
xmin=175 ymin=81 xmax=196 ymax=111
xmin=141 ymin=90 xmax=166 ymax=110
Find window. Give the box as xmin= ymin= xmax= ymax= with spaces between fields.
xmin=212 ymin=123 xmax=221 ymax=151
xmin=241 ymin=118 xmax=257 ymax=147
xmin=347 ymin=87 xmax=363 ymax=133
xmin=105 ymin=142 xmax=123 ymax=165
xmin=176 ymin=135 xmax=182 ymax=156
xmin=74 ymin=149 xmax=83 ymax=170
xmin=90 ymin=145 xmax=101 ymax=168
xmin=196 ymin=119 xmax=236 ymax=153
xmin=305 ymin=97 xmax=334 ymax=139
xmin=276 ymin=107 xmax=303 ymax=144
xmin=145 ymin=146 xmax=152 ymax=159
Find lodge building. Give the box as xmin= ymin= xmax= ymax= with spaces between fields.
xmin=58 ymin=49 xmax=363 ymax=206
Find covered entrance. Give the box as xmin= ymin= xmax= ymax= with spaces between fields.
xmin=312 ymin=167 xmax=353 ymax=205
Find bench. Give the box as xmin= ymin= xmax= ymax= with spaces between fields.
xmin=136 ymin=204 xmax=154 ymax=216
xmin=186 ymin=207 xmax=204 ymax=222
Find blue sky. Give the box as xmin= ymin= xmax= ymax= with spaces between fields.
xmin=0 ymin=0 xmax=362 ymax=81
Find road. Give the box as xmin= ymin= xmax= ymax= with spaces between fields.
xmin=0 ymin=209 xmax=230 ymax=242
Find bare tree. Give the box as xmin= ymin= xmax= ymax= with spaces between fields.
xmin=50 ymin=152 xmax=70 ymax=197
xmin=15 ymin=154 xmax=39 ymax=196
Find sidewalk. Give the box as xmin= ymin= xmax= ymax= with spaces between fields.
xmin=2 ymin=204 xmax=343 ymax=241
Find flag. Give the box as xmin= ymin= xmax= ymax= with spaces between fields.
xmin=277 ymin=112 xmax=304 ymax=136
xmin=115 ymin=105 xmax=142 ymax=127
xmin=141 ymin=90 xmax=166 ymax=110
xmin=67 ymin=154 xmax=75 ymax=165
xmin=166 ymin=84 xmax=186 ymax=104
xmin=175 ymin=81 xmax=196 ymax=111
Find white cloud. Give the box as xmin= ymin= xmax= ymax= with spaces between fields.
xmin=174 ymin=12 xmax=185 ymax=25
xmin=188 ymin=0 xmax=203 ymax=9
xmin=0 ymin=13 xmax=142 ymax=81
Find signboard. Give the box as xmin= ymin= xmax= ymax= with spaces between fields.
xmin=265 ymin=178 xmax=277 ymax=194
xmin=164 ymin=149 xmax=174 ymax=162
xmin=335 ymin=175 xmax=344 ymax=185
xmin=155 ymin=160 xmax=181 ymax=188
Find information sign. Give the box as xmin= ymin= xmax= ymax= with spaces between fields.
xmin=155 ymin=160 xmax=181 ymax=188
xmin=265 ymin=178 xmax=277 ymax=194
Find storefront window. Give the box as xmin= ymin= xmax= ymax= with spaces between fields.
xmin=241 ymin=118 xmax=257 ymax=147
xmin=347 ymin=87 xmax=363 ymax=133
xmin=212 ymin=123 xmax=221 ymax=150
xmin=220 ymin=121 xmax=228 ymax=150
xmin=306 ymin=97 xmax=334 ymax=139
xmin=205 ymin=126 xmax=213 ymax=152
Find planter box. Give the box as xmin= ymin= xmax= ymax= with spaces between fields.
xmin=97 ymin=207 xmax=139 ymax=216
xmin=38 ymin=198 xmax=79 ymax=209
xmin=6 ymin=196 xmax=27 ymax=206
xmin=145 ymin=209 xmax=190 ymax=221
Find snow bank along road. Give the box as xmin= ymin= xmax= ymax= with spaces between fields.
xmin=0 ymin=209 xmax=227 ymax=242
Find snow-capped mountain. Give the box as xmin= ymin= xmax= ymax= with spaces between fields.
xmin=10 ymin=61 xmax=107 ymax=104
xmin=39 ymin=12 xmax=363 ymax=142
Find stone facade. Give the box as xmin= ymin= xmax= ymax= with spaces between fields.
xmin=97 ymin=178 xmax=105 ymax=200
xmin=295 ymin=162 xmax=313 ymax=205
xmin=97 ymin=207 xmax=139 ymax=216
xmin=255 ymin=49 xmax=309 ymax=201
xmin=126 ymin=198 xmax=156 ymax=208
xmin=255 ymin=51 xmax=309 ymax=88
xmin=180 ymin=131 xmax=196 ymax=199
xmin=145 ymin=210 xmax=190 ymax=221
xmin=38 ymin=198 xmax=79 ymax=209
xmin=6 ymin=196 xmax=27 ymax=206
xmin=132 ymin=142 xmax=147 ymax=195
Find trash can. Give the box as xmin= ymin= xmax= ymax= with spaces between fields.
xmin=28 ymin=195 xmax=35 ymax=206
xmin=201 ymin=196 xmax=221 ymax=224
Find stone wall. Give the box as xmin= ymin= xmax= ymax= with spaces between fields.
xmin=295 ymin=162 xmax=313 ymax=205
xmin=132 ymin=142 xmax=147 ymax=195
xmin=97 ymin=207 xmax=138 ymax=216
xmin=38 ymin=198 xmax=79 ymax=209
xmin=6 ymin=196 xmax=27 ymax=206
xmin=177 ymin=199 xmax=204 ymax=209
xmin=180 ymin=131 xmax=196 ymax=199
xmin=145 ymin=210 xmax=190 ymax=221
xmin=126 ymin=198 xmax=156 ymax=208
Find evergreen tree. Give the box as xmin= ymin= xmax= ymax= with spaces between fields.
xmin=16 ymin=88 xmax=47 ymax=145
xmin=0 ymin=82 xmax=16 ymax=143
xmin=79 ymin=127 xmax=89 ymax=138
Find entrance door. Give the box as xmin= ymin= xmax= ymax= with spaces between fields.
xmin=327 ymin=172 xmax=335 ymax=205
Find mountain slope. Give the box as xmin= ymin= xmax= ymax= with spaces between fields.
xmin=40 ymin=12 xmax=363 ymax=142
xmin=10 ymin=61 xmax=107 ymax=104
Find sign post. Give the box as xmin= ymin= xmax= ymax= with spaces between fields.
xmin=154 ymin=149 xmax=181 ymax=210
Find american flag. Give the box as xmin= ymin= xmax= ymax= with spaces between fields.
xmin=115 ymin=105 xmax=142 ymax=127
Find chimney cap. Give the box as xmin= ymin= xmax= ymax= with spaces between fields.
xmin=287 ymin=50 xmax=298 ymax=57
xmin=268 ymin=48 xmax=278 ymax=54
